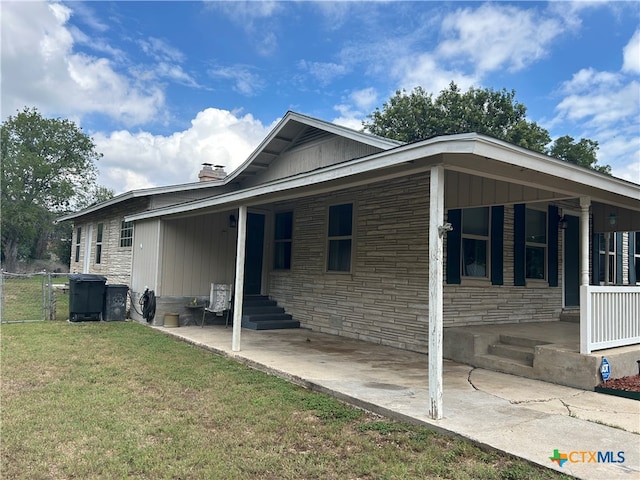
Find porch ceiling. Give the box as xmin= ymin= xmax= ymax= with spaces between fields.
xmin=444 ymin=153 xmax=640 ymax=212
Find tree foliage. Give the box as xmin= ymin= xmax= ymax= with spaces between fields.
xmin=1 ymin=107 xmax=109 ymax=271
xmin=547 ymin=135 xmax=609 ymax=174
xmin=364 ymin=83 xmax=610 ymax=171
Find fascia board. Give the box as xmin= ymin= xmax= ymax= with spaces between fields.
xmin=125 ymin=136 xmax=473 ymax=222
xmin=54 ymin=179 xmax=225 ymax=223
xmin=470 ymin=136 xmax=640 ymax=201
xmin=127 ymin=134 xmax=639 ymax=222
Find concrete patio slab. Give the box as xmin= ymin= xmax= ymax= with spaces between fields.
xmin=153 ymin=324 xmax=640 ymax=480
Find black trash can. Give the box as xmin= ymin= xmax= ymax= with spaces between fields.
xmin=103 ymin=284 xmax=129 ymax=321
xmin=69 ymin=274 xmax=107 ymax=322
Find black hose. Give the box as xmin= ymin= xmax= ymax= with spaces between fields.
xmin=140 ymin=288 xmax=156 ymax=323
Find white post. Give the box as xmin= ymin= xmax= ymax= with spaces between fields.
xmin=604 ymin=233 xmax=610 ymax=285
xmin=580 ymin=197 xmax=590 ymax=286
xmin=232 ymin=205 xmax=247 ymax=352
xmin=579 ymin=196 xmax=591 ymax=354
xmin=428 ymin=164 xmax=445 ymax=420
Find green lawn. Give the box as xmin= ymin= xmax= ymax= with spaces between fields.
xmin=1 ymin=322 xmax=570 ymax=479
xmin=2 ymin=274 xmax=70 ymax=322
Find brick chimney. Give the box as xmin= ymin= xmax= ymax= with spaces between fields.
xmin=198 ymin=163 xmax=226 ymax=182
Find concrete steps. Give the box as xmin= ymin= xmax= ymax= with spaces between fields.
xmin=559 ymin=309 xmax=580 ymax=323
xmin=488 ymin=343 xmax=534 ymax=365
xmin=241 ymin=295 xmax=300 ymax=330
xmin=476 ymin=334 xmax=550 ymax=374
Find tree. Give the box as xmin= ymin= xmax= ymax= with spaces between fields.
xmin=1 ymin=107 xmax=104 ymax=272
xmin=364 ymin=83 xmax=611 ymax=171
xmin=547 ymin=135 xmax=609 ymax=174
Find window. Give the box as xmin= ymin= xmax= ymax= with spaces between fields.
xmin=273 ymin=212 xmax=293 ymax=270
xmin=95 ymin=223 xmax=103 ymax=264
xmin=597 ymin=233 xmax=616 ymax=284
xmin=525 ymin=209 xmax=547 ymax=279
xmin=635 ymin=232 xmax=640 ymax=284
xmin=75 ymin=227 xmax=81 ymax=263
xmin=327 ymin=203 xmax=353 ymax=272
xmin=120 ymin=221 xmax=133 ymax=247
xmin=462 ymin=207 xmax=489 ymax=278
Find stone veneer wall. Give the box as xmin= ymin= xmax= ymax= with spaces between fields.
xmin=444 ymin=204 xmax=563 ymax=327
xmin=70 ymin=199 xmax=147 ymax=286
xmin=269 ymin=173 xmax=563 ymax=353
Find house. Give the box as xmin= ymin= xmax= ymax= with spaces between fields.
xmin=59 ymin=111 xmax=640 ymax=419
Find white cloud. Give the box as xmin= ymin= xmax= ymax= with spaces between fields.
xmin=0 ymin=1 xmax=165 ymax=125
xmin=622 ymin=29 xmax=640 ymax=74
xmin=298 ymin=60 xmax=349 ymax=86
xmin=139 ymin=37 xmax=185 ymax=63
xmin=331 ymin=88 xmax=380 ymax=131
xmin=92 ymin=109 xmax=274 ymax=193
xmin=350 ymin=88 xmax=378 ymax=111
xmin=550 ymin=26 xmax=640 ymax=182
xmin=438 ymin=4 xmax=562 ymax=74
xmin=208 ymin=65 xmax=265 ymax=96
xmin=393 ymin=53 xmax=478 ymax=95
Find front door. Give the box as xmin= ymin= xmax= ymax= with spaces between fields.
xmin=564 ymin=215 xmax=580 ymax=307
xmin=244 ymin=213 xmax=265 ymax=295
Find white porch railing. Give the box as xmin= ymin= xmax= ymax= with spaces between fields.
xmin=580 ymin=285 xmax=640 ymax=354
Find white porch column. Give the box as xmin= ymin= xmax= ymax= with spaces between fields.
xmin=428 ymin=164 xmax=445 ymax=420
xmin=231 ymin=205 xmax=247 ymax=352
xmin=580 ymin=196 xmax=591 ymax=286
xmin=579 ymin=196 xmax=591 ymax=354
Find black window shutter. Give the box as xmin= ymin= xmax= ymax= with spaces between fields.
xmin=629 ymin=234 xmax=637 ymax=285
xmin=616 ymin=233 xmax=623 ymax=285
xmin=514 ymin=204 xmax=526 ymax=286
xmin=591 ymin=234 xmax=600 ymax=285
xmin=491 ymin=206 xmax=504 ymax=285
xmin=446 ymin=209 xmax=462 ymax=284
xmin=548 ymin=205 xmax=559 ymax=287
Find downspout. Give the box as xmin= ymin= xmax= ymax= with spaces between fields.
xmin=232 ymin=205 xmax=247 ymax=352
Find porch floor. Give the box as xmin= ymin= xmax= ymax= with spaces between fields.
xmin=444 ymin=321 xmax=640 ymax=390
xmin=152 ymin=324 xmax=639 ymax=480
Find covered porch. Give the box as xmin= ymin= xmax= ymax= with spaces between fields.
xmin=152 ymin=323 xmax=640 ymax=479
xmin=127 ymin=128 xmax=640 ymax=420
xmin=443 ymin=320 xmax=640 ymax=390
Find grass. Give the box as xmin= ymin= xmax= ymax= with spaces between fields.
xmin=2 ymin=274 xmax=70 ymax=322
xmin=1 ymin=322 xmax=571 ymax=479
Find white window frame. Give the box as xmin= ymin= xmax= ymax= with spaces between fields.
xmin=525 ymin=207 xmax=547 ymax=281
xmin=74 ymin=227 xmax=81 ymax=263
xmin=120 ymin=220 xmax=133 ymax=248
xmin=326 ymin=202 xmax=354 ymax=273
xmin=461 ymin=207 xmax=490 ymax=279
xmin=597 ymin=232 xmax=616 ymax=284
xmin=95 ymin=223 xmax=104 ymax=264
xmin=273 ymin=211 xmax=293 ymax=270
xmin=635 ymin=232 xmax=640 ymax=285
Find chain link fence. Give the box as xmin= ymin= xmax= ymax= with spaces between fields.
xmin=0 ymin=271 xmax=71 ymax=323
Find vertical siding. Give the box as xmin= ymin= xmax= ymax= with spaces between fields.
xmin=242 ymin=136 xmax=383 ymax=188
xmin=160 ymin=212 xmax=237 ymax=296
xmin=131 ymin=219 xmax=160 ymax=292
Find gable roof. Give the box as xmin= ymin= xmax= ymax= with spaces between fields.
xmin=57 ymin=111 xmax=402 ymax=223
xmin=224 ymin=111 xmax=403 ymax=185
xmin=54 ymin=177 xmax=226 ymax=223
xmin=125 ymin=132 xmax=640 ymax=223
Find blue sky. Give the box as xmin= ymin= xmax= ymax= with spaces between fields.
xmin=2 ymin=1 xmax=639 ymax=194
